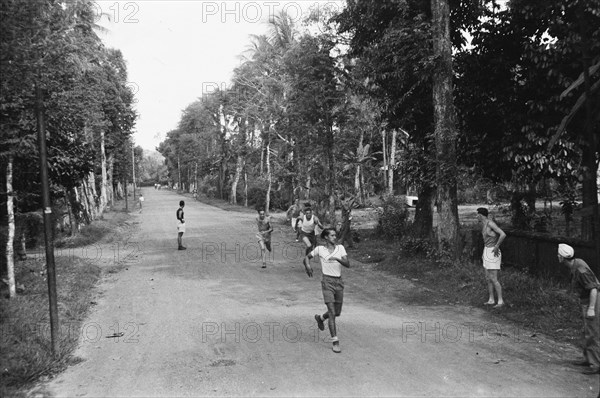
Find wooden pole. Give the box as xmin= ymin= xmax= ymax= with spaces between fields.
xmin=36 ymin=84 xmax=59 ymax=356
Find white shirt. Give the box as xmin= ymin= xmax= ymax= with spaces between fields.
xmin=301 ymin=215 xmax=316 ymax=233
xmin=310 ymin=245 xmax=347 ymax=277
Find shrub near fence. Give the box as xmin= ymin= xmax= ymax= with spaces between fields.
xmin=471 ymin=228 xmax=598 ymax=280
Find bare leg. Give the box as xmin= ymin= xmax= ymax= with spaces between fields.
xmin=488 ymin=270 xmax=503 ymax=305
xmin=324 ymin=302 xmax=337 ymax=338
xmin=302 ymin=235 xmax=312 ymax=255
xmin=258 ymin=240 xmax=267 ymax=268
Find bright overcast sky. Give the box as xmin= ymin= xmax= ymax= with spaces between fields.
xmin=95 ymin=0 xmax=345 ymax=151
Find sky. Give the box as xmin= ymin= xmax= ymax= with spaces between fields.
xmin=95 ymin=0 xmax=345 ymax=152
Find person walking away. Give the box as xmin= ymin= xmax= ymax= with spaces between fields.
xmin=177 ymin=200 xmax=186 ymax=250
xmin=138 ymin=194 xmax=144 ymax=213
xmin=304 ymin=228 xmax=350 ymax=353
xmin=476 ymin=207 xmax=506 ymax=308
xmin=256 ymin=209 xmax=273 ymax=268
xmin=296 ymin=206 xmax=324 ymax=256
xmin=558 ymin=243 xmax=600 ymax=375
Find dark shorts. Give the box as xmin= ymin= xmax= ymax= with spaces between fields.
xmin=321 ymin=275 xmax=344 ymax=304
xmin=257 ymin=235 xmax=272 ymax=252
xmin=299 ymin=230 xmax=317 ymax=247
xmin=262 ymin=240 xmax=272 ymax=252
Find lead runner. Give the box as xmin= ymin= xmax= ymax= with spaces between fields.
xmin=303 ymin=228 xmax=350 ymax=353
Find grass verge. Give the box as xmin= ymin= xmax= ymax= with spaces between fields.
xmin=354 ymin=230 xmax=581 ymax=344
xmin=0 ymin=202 xmax=133 ymax=397
xmin=0 ymin=256 xmax=101 ymax=397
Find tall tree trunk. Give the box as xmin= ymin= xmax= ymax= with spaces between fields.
xmin=177 ymin=155 xmax=181 ymax=191
xmin=244 ymin=166 xmax=248 ymax=207
xmin=78 ymin=185 xmax=89 ymax=223
xmin=230 ymin=155 xmax=243 ymax=205
xmin=388 ymin=129 xmax=397 ymax=195
xmin=381 ymin=129 xmax=387 ymax=192
xmin=65 ymin=188 xmax=74 ymax=236
xmin=195 ymin=161 xmax=198 ymax=197
xmin=265 ymin=139 xmax=272 ymax=212
xmin=260 ymin=140 xmax=265 ymax=176
xmin=326 ymin=124 xmax=336 ymax=226
xmin=99 ymin=130 xmax=108 ymax=214
xmin=577 ymin=9 xmax=600 ymax=252
xmin=87 ymin=172 xmax=99 ymax=219
xmin=106 ymin=154 xmax=114 ymax=207
xmin=68 ymin=187 xmax=81 ymax=233
xmin=432 ymin=0 xmax=460 ymax=257
xmin=131 ymin=144 xmax=136 ymax=203
xmin=413 ymin=184 xmax=435 ymax=239
xmin=355 ymin=131 xmax=365 ymax=206
xmin=124 ymin=179 xmax=128 ymax=211
xmin=5 ymin=155 xmax=16 ymax=298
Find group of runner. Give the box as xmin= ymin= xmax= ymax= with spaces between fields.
xmin=254 ymin=201 xmax=349 ymax=353
xmin=171 ymin=198 xmax=599 ymax=368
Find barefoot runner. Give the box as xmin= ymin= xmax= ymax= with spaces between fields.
xmin=303 ymin=228 xmax=350 ymax=353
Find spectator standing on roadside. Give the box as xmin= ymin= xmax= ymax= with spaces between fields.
xmin=177 ymin=200 xmax=186 ymax=250
xmin=476 ymin=207 xmax=506 ymax=308
xmin=138 ymin=194 xmax=144 ymax=214
xmin=558 ymin=243 xmax=600 ymax=375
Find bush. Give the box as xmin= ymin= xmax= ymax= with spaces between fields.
xmin=375 ymin=195 xmax=409 ymax=240
xmin=398 ymin=235 xmax=433 ymax=257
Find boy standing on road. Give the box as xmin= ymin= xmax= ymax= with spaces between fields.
xmin=304 ymin=228 xmax=350 ymax=353
xmin=138 ymin=194 xmax=144 ymax=213
xmin=558 ymin=243 xmax=600 ymax=375
xmin=177 ymin=200 xmax=186 ymax=250
xmin=256 ymin=209 xmax=273 ymax=268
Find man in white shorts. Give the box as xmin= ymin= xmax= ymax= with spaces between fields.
xmin=177 ymin=200 xmax=186 ymax=250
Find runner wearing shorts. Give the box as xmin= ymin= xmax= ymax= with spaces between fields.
xmin=303 ymin=228 xmax=350 ymax=353
xmin=296 ymin=207 xmax=323 ymax=255
xmin=256 ymin=209 xmax=273 ymax=268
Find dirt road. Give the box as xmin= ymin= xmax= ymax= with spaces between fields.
xmin=39 ymin=189 xmax=598 ymax=397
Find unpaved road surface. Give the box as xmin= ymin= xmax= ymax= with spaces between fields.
xmin=37 ymin=189 xmax=598 ymax=397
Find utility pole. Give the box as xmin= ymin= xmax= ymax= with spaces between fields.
xmin=36 ymin=85 xmax=59 ymax=356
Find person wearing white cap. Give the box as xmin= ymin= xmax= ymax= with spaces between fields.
xmin=558 ymin=243 xmax=600 ymax=375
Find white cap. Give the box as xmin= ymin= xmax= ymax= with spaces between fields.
xmin=558 ymin=243 xmax=574 ymax=259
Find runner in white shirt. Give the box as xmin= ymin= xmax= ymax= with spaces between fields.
xmin=303 ymin=228 xmax=350 ymax=353
xmin=295 ymin=206 xmax=324 ymax=256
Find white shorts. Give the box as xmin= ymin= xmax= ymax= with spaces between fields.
xmin=177 ymin=221 xmax=186 ymax=233
xmin=482 ymin=247 xmax=501 ymax=270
